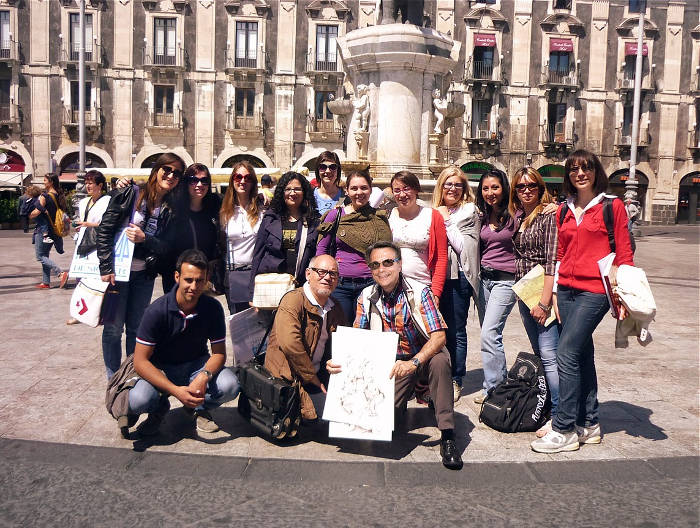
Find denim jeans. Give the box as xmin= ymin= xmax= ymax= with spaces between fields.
xmin=477 ymin=277 xmax=516 ymax=393
xmin=34 ymin=236 xmax=62 ymax=285
xmin=101 ymin=270 xmax=155 ymax=379
xmin=518 ymin=300 xmax=560 ymax=416
xmin=128 ymin=355 xmax=240 ymax=415
xmin=331 ymin=276 xmax=374 ymax=325
xmin=552 ymin=286 xmax=609 ymax=434
xmin=440 ymin=271 xmax=473 ymax=385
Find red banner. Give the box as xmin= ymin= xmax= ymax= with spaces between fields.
xmin=625 ymin=42 xmax=648 ymax=56
xmin=549 ymin=38 xmax=573 ymax=52
xmin=474 ymin=33 xmax=496 ymax=47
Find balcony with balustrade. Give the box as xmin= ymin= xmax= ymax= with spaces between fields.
xmin=59 ymin=42 xmax=101 ymax=69
xmin=615 ymin=127 xmax=650 ymax=150
xmin=616 ymin=69 xmax=655 ymax=93
xmin=225 ymin=108 xmax=263 ymax=139
xmin=146 ymin=107 xmax=182 ymax=131
xmin=688 ymin=128 xmax=700 ymax=156
xmin=464 ymin=121 xmax=500 ymax=146
xmin=62 ymin=104 xmax=100 ymax=130
xmin=691 ymin=72 xmax=700 ymax=96
xmin=0 ymin=39 xmax=18 ymax=65
xmin=0 ymin=101 xmax=19 ymax=129
xmin=143 ymin=45 xmax=185 ymax=71
xmin=306 ymin=114 xmax=343 ymax=142
xmin=463 ymin=57 xmax=503 ymax=89
xmin=541 ymin=122 xmax=575 ymax=153
xmin=540 ymin=63 xmax=578 ymax=91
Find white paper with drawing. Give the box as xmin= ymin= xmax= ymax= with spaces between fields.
xmin=323 ymin=326 xmax=397 ymax=438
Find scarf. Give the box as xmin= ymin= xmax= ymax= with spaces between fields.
xmin=317 ymin=204 xmax=392 ymax=255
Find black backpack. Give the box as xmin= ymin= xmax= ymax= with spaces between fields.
xmin=479 ymin=352 xmax=551 ymax=433
xmin=557 ymin=197 xmax=636 ymax=253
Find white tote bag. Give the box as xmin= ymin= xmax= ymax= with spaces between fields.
xmin=69 ymin=277 xmax=110 ymax=327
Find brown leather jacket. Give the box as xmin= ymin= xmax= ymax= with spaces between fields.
xmin=264 ymin=287 xmax=346 ymax=420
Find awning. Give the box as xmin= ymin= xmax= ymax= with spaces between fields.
xmin=0 ymin=172 xmax=27 ymax=188
xmin=625 ymin=42 xmax=648 ymax=56
xmin=474 ymin=33 xmax=496 ymax=47
xmin=550 ymin=38 xmax=573 ymax=52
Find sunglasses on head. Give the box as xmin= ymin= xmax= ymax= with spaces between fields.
xmin=319 ymin=163 xmax=338 ymax=172
xmin=186 ymin=175 xmax=211 ymax=186
xmin=161 ymin=166 xmax=183 ymax=179
xmin=233 ymin=173 xmax=253 ymax=183
xmin=367 ymin=257 xmax=400 ymax=271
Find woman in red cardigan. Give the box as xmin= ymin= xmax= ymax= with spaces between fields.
xmin=388 ymin=170 xmax=448 ymax=299
xmin=532 ymin=150 xmax=634 ymax=454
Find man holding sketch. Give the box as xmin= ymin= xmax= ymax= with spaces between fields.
xmin=327 ymin=241 xmax=463 ymax=470
xmin=264 ymin=254 xmax=346 ymax=422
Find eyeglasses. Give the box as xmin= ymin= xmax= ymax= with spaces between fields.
xmin=319 ymin=163 xmax=338 ymax=172
xmin=284 ymin=187 xmax=303 ymax=195
xmin=310 ymin=267 xmax=339 ymax=280
xmin=233 ymin=173 xmax=253 ymax=183
xmin=187 ymin=176 xmax=211 ymax=187
xmin=161 ymin=166 xmax=183 ymax=179
xmin=392 ymin=187 xmax=414 ymax=196
xmin=515 ymin=182 xmax=539 ymax=193
xmin=367 ymin=257 xmax=400 ymax=270
xmin=569 ymin=165 xmax=593 ymax=175
xmin=443 ymin=183 xmax=464 ymax=190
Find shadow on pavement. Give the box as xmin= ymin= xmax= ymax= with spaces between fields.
xmin=600 ymin=400 xmax=668 ymax=440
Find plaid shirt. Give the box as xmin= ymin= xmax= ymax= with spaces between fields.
xmin=353 ymin=279 xmax=447 ymax=358
xmin=513 ymin=212 xmax=558 ymax=281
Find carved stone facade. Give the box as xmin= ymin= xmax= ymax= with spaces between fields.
xmin=0 ymin=0 xmax=698 ymax=223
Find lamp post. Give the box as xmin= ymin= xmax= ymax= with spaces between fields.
xmin=73 ymin=0 xmax=87 ymax=209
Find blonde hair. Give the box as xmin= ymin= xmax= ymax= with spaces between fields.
xmin=220 ymin=161 xmax=261 ymax=228
xmin=508 ymin=167 xmax=554 ymax=230
xmin=432 ymin=165 xmax=473 ymax=208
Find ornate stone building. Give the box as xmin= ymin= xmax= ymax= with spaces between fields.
xmin=0 ymin=0 xmax=698 ymax=223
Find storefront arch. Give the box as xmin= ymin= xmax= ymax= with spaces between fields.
xmin=677 ymin=171 xmax=700 ymax=224
xmin=609 ymin=169 xmax=649 ymax=218
xmin=537 ymin=164 xmax=565 ymax=199
xmin=133 ymin=146 xmax=193 ymax=170
xmin=140 ymin=152 xmax=187 ymax=169
xmin=214 ymin=147 xmax=272 ymax=169
xmin=221 ymin=154 xmax=266 ymax=169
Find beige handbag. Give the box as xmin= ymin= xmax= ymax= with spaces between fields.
xmin=251 ymin=222 xmax=308 ymax=309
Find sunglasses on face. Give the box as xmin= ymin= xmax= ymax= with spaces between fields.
xmin=233 ymin=173 xmax=253 ymax=183
xmin=310 ymin=267 xmax=339 ymax=280
xmin=367 ymin=257 xmax=400 ymax=270
xmin=319 ymin=163 xmax=338 ymax=172
xmin=444 ymin=182 xmax=464 ymax=190
xmin=515 ymin=182 xmax=539 ymax=193
xmin=569 ymin=165 xmax=593 ymax=175
xmin=187 ymin=175 xmax=211 ymax=186
xmin=161 ymin=166 xmax=183 ymax=179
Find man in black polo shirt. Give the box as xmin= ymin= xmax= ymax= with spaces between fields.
xmin=126 ymin=249 xmax=240 ymax=436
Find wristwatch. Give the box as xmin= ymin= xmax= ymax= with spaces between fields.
xmin=411 ymin=357 xmax=421 ymax=368
xmin=201 ymin=369 xmax=213 ymax=381
xmin=537 ymin=302 xmax=552 ymax=313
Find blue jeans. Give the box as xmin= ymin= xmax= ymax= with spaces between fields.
xmin=128 ymin=355 xmax=240 ymax=415
xmin=552 ymin=286 xmax=609 ymax=434
xmin=331 ymin=276 xmax=374 ymax=324
xmin=518 ymin=300 xmax=560 ymax=416
xmin=34 ymin=236 xmax=62 ymax=285
xmin=440 ymin=271 xmax=473 ymax=385
xmin=477 ymin=277 xmax=516 ymax=393
xmin=101 ymin=270 xmax=155 ymax=379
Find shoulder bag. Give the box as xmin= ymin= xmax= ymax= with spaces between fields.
xmin=224 ymin=221 xmax=253 ymax=303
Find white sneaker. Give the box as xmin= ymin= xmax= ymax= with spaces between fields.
xmin=535 ymin=419 xmax=552 ymax=438
xmin=531 ymin=429 xmax=580 ymax=453
xmin=452 ymin=381 xmax=462 ymax=403
xmin=576 ymin=424 xmax=602 ymax=444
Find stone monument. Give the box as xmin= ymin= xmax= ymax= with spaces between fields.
xmin=337 ymin=20 xmax=461 ymax=180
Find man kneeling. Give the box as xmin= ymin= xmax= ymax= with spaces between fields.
xmin=127 ymin=249 xmax=240 ymax=436
xmin=327 ymin=241 xmax=463 ymax=470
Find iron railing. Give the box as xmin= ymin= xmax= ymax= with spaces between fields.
xmin=60 ymin=42 xmax=100 ymax=65
xmin=541 ymin=64 xmax=578 ymax=87
xmin=63 ymin=104 xmax=100 ymax=127
xmin=0 ymin=39 xmax=18 ymax=62
xmin=225 ymin=108 xmax=263 ymax=132
xmin=0 ymin=102 xmax=18 ymax=123
xmin=542 ymin=122 xmax=573 ymax=144
xmin=617 ymin=68 xmax=655 ymax=91
xmin=143 ymin=45 xmax=184 ymax=68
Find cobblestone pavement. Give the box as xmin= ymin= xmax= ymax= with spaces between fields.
xmin=0 ymin=226 xmax=697 ymax=467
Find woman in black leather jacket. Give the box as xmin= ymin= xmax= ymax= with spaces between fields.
xmin=96 ymin=152 xmax=183 ymax=379
xmin=249 ymin=171 xmax=319 ymax=299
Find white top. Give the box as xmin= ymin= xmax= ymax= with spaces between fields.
xmin=77 ymin=194 xmax=110 ymax=225
xmin=389 ymin=206 xmax=432 ymax=287
xmin=226 ymin=206 xmax=263 ymax=267
xmin=303 ymin=282 xmax=335 ymax=373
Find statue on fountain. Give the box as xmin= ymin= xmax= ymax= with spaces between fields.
xmin=432 ymin=89 xmax=449 ymax=135
xmin=351 ymin=84 xmax=370 ymax=133
xmin=378 ymin=0 xmax=424 ymax=26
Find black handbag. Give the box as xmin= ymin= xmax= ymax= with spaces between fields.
xmin=76 ymin=227 xmax=97 ymax=256
xmin=235 ymin=313 xmax=301 ymax=441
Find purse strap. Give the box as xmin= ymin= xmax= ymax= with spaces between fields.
xmin=294 ymin=221 xmax=308 ymax=276
xmin=253 ymin=310 xmax=277 ymax=363
xmin=327 ymin=208 xmax=342 ymax=258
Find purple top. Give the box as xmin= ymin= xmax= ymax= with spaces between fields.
xmin=316 ymin=208 xmax=372 ymax=279
xmin=479 ymin=217 xmax=517 ymax=273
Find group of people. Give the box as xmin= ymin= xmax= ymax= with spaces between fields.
xmin=33 ymin=147 xmax=633 ymax=469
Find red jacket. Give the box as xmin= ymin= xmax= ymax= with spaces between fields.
xmin=427 ymin=208 xmax=448 ymax=298
xmin=556 ymin=195 xmax=634 ymax=294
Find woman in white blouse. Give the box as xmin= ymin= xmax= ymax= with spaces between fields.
xmin=220 ymin=161 xmax=264 ymax=313
xmin=432 ymin=166 xmax=480 ymax=402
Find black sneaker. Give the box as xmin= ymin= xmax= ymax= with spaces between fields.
xmin=118 ymin=415 xmax=138 ymax=439
xmin=440 ymin=439 xmax=463 ymax=470
xmin=137 ymin=398 xmax=170 ymax=436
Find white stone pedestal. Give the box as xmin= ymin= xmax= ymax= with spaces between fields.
xmin=428 ymin=133 xmax=445 ymax=165
xmin=338 ymin=24 xmax=460 ymax=180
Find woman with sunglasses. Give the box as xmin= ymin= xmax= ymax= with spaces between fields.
xmin=161 ymin=163 xmax=222 ymax=294
xmin=508 ymin=167 xmax=560 ymax=437
xmin=316 ymin=170 xmax=392 ymax=322
xmin=96 ymin=152 xmax=183 ymax=379
xmin=250 ymin=171 xmax=320 ymax=297
xmin=432 ymin=166 xmax=479 ymax=402
xmin=313 ymin=151 xmax=345 ymax=217
xmin=532 ymin=150 xmax=633 ymax=453
xmin=388 ymin=170 xmax=448 ymax=299
xmin=220 ymin=161 xmax=263 ymax=313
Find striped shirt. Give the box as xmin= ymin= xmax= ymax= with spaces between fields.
xmin=513 ymin=211 xmax=558 ymax=281
xmin=353 ymin=280 xmax=447 ymax=358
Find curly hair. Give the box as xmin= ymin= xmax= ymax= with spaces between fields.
xmin=269 ymin=171 xmax=319 ymax=223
